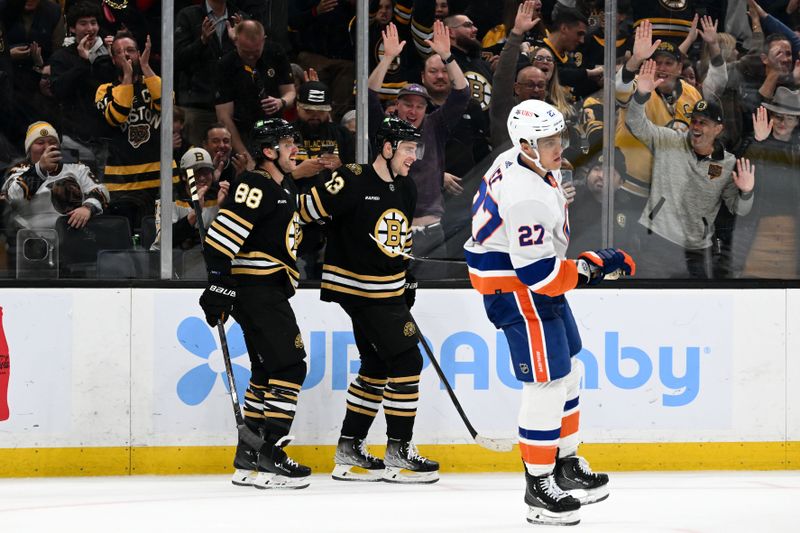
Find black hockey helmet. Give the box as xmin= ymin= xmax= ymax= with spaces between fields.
xmin=376 ymin=116 xmax=424 ymax=158
xmin=250 ymin=118 xmax=300 ymax=158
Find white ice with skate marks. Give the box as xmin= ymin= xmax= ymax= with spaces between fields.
xmin=0 ymin=471 xmax=798 ymax=533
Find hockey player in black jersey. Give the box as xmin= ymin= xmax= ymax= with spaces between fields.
xmin=299 ymin=116 xmax=440 ymax=484
xmin=199 ymin=118 xmax=311 ymax=490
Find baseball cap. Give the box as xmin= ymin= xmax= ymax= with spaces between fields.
xmin=690 ymin=99 xmax=724 ymax=123
xmin=180 ymin=147 xmax=214 ymax=170
xmin=397 ymin=83 xmax=432 ymax=102
xmin=297 ymin=81 xmax=332 ymax=111
xmin=651 ymin=41 xmax=682 ymax=61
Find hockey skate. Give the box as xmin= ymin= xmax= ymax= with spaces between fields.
xmin=253 ymin=436 xmax=312 ymax=490
xmin=382 ymin=439 xmax=439 ymax=484
xmin=525 ymin=470 xmax=581 ymax=526
xmin=331 ymin=436 xmax=385 ymax=482
xmin=554 ymin=455 xmax=610 ymax=504
xmin=231 ymin=437 xmax=259 ymax=487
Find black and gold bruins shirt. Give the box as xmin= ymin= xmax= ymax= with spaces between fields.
xmin=204 ymin=170 xmax=301 ymax=291
xmin=298 ymin=163 xmax=416 ymax=304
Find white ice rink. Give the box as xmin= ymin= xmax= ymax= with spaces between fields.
xmin=0 ymin=471 xmax=798 ymax=533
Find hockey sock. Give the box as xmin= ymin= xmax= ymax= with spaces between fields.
xmin=263 ymin=379 xmax=302 ymax=441
xmin=383 ymin=375 xmax=420 ymax=441
xmin=558 ymin=361 xmax=582 ymax=458
xmin=341 ymin=374 xmax=387 ymax=439
xmin=243 ymin=380 xmax=266 ymax=433
xmin=519 ymin=378 xmax=567 ymax=476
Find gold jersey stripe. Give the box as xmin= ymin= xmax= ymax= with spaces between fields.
xmin=104 ymin=161 xmax=178 ymax=175
xmin=205 ymin=238 xmax=235 ymax=259
xmin=388 ymin=375 xmax=420 ymax=384
xmin=244 ymin=411 xmax=264 ymax=419
xmin=218 ymin=209 xmax=254 ymax=230
xmin=310 ymin=187 xmax=330 ymax=218
xmin=211 ymin=221 xmax=246 ymax=246
xmin=265 ymin=392 xmax=298 ymax=402
xmin=231 ymin=266 xmax=286 ymax=277
xmin=323 ymin=264 xmax=406 ymax=282
xmin=320 ymin=283 xmax=405 ymax=299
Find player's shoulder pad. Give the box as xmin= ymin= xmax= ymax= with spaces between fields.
xmin=344 ymin=163 xmax=363 ymax=175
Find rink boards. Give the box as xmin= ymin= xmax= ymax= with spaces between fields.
xmin=0 ymin=288 xmax=798 ymax=476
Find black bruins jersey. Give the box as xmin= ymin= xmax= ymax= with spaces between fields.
xmin=204 ymin=170 xmax=301 ymax=291
xmin=298 ymin=163 xmax=416 ymax=304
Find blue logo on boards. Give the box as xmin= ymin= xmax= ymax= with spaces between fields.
xmin=175 ymin=317 xmax=250 ymax=406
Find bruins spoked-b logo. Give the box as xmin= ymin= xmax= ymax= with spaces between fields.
xmin=659 ymin=0 xmax=687 ymax=9
xmin=374 ymin=208 xmax=409 ymax=258
xmin=286 ymin=213 xmax=302 ymax=259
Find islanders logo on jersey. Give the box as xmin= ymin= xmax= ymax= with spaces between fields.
xmin=374 ymin=208 xmax=410 ymax=258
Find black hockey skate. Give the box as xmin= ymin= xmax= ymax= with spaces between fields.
xmin=555 ymin=455 xmax=610 ymax=504
xmin=253 ymin=436 xmax=312 ymax=490
xmin=231 ymin=437 xmax=259 ymax=487
xmin=331 ymin=436 xmax=385 ymax=482
xmin=382 ymin=439 xmax=439 ymax=484
xmin=525 ymin=470 xmax=581 ymax=526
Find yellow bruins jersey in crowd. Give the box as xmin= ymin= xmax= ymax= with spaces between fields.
xmin=615 ymin=73 xmax=701 ymax=197
xmin=95 ymin=76 xmax=178 ymax=195
xmin=298 ymin=163 xmax=416 ymax=304
xmin=204 ymin=170 xmax=301 ymax=290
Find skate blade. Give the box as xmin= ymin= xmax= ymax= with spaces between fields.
xmin=526 ymin=507 xmax=580 ymax=526
xmin=568 ymin=485 xmax=610 ymax=505
xmin=382 ymin=466 xmax=439 ymax=484
xmin=231 ymin=469 xmax=257 ymax=487
xmin=252 ymin=472 xmax=310 ymax=490
xmin=331 ymin=464 xmax=384 ymax=482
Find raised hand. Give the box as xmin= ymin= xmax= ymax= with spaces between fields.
xmin=630 ymin=20 xmax=661 ymax=69
xmin=226 ymin=14 xmax=242 ymax=42
xmin=381 ymin=22 xmax=406 ymax=61
xmin=732 ymin=158 xmax=755 ymax=193
xmin=697 ymin=16 xmax=719 ymax=44
xmin=78 ymin=34 xmax=93 ymax=60
xmin=200 ymin=17 xmax=215 ymax=45
xmin=424 ymin=19 xmax=450 ymax=59
xmin=303 ymin=67 xmax=319 ymax=82
xmin=512 ymin=0 xmax=541 ymax=35
xmin=217 ymin=179 xmax=230 ymax=204
xmin=752 ymin=106 xmax=773 ymax=141
xmin=141 ymin=35 xmax=155 ymax=77
xmin=636 ymin=59 xmax=664 ymax=95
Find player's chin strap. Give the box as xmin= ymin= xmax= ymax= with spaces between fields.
xmin=381 ymin=146 xmax=397 ymax=182
xmin=520 ymin=146 xmax=548 ymax=174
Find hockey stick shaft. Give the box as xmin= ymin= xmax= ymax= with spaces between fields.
xmin=412 ymin=319 xmax=478 ymax=439
xmin=188 ymin=170 xmax=265 ymax=451
xmin=369 ymin=234 xmax=466 ymax=264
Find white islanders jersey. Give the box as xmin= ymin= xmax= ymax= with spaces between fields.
xmin=463 ymin=148 xmax=578 ymax=297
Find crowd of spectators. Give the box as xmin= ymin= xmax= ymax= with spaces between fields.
xmin=1 ymin=0 xmax=799 ymax=280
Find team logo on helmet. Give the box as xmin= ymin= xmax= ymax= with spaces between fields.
xmin=374 ymin=209 xmax=409 ymax=258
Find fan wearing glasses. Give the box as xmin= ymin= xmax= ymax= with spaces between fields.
xmin=444 ymin=14 xmax=494 ymax=113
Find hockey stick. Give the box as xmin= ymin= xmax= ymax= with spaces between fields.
xmin=187 ymin=169 xmax=266 ymax=451
xmin=369 ymin=234 xmax=466 ymax=264
xmin=412 ymin=318 xmax=515 ymax=452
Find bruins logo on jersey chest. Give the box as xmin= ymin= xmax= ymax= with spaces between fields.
xmin=374 ymin=209 xmax=410 ymax=258
xmin=466 ymin=71 xmax=492 ymax=111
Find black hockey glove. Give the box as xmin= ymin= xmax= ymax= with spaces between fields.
xmin=404 ymin=273 xmax=417 ymax=310
xmin=199 ymin=273 xmax=237 ymax=327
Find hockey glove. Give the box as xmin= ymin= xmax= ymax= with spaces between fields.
xmin=404 ymin=273 xmax=418 ymax=310
xmin=577 ymin=248 xmax=636 ymax=285
xmin=199 ymin=274 xmax=237 ymax=327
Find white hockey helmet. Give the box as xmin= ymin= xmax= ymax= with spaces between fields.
xmin=506 ymin=99 xmax=566 ymax=152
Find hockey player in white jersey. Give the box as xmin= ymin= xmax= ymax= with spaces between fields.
xmin=464 ymin=100 xmax=635 ymax=526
